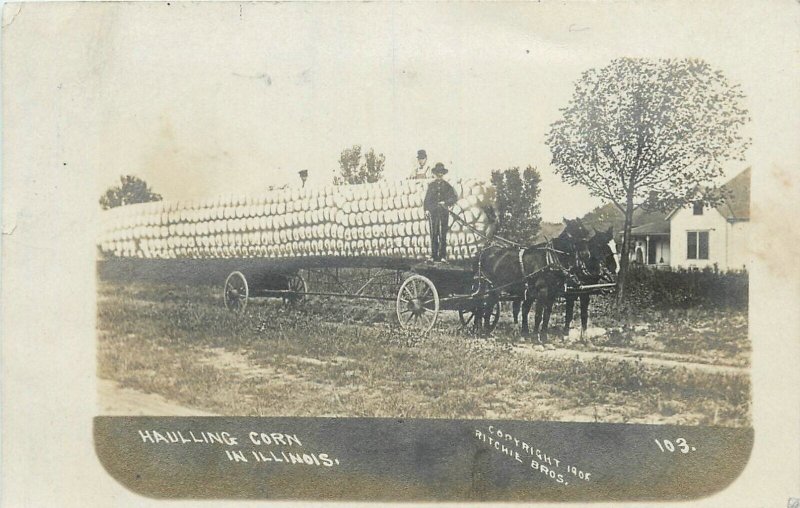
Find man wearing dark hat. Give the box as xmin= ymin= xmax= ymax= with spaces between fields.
xmin=424 ymin=163 xmax=458 ymax=261
xmin=409 ymin=149 xmax=431 ymax=180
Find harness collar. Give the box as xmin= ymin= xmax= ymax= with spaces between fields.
xmin=519 ymin=241 xmax=562 ymax=280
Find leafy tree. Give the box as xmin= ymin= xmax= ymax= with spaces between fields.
xmin=579 ymin=203 xmax=625 ymax=233
xmin=490 ymin=166 xmax=542 ymax=244
xmin=546 ymin=58 xmax=750 ymax=301
xmin=333 ymin=145 xmax=386 ymax=185
xmin=580 ymin=202 xmax=672 ymax=235
xmin=99 ymin=175 xmax=162 ymax=210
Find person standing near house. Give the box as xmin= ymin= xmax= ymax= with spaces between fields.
xmin=424 ymin=163 xmax=458 ymax=261
xmin=409 ymin=149 xmax=431 ymax=180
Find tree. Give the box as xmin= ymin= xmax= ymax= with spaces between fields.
xmin=490 ymin=166 xmax=542 ymax=244
xmin=579 ymin=202 xmax=671 ymax=235
xmin=578 ymin=203 xmax=625 ymax=233
xmin=546 ymin=58 xmax=750 ymax=301
xmin=333 ymin=145 xmax=386 ymax=185
xmin=99 ymin=175 xmax=163 ymax=210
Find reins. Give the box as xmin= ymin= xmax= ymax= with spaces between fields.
xmin=445 ymin=208 xmax=520 ymax=248
xmin=446 ymin=207 xmax=567 ymax=255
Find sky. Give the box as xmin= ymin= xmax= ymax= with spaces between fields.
xmin=5 ymin=1 xmax=797 ymax=221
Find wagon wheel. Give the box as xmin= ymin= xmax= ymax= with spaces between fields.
xmin=224 ymin=271 xmax=249 ymax=313
xmin=284 ymin=273 xmax=307 ymax=305
xmin=458 ymin=302 xmax=500 ymax=332
xmin=396 ymin=274 xmax=439 ymax=334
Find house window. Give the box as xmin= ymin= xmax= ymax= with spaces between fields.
xmin=693 ymin=201 xmax=704 ymax=215
xmin=687 ymin=231 xmax=709 ymax=260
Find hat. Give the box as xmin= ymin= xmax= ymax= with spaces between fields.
xmin=417 ymin=149 xmax=427 ymax=159
xmin=432 ymin=162 xmax=448 ymax=175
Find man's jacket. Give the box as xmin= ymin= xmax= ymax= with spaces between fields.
xmin=424 ymin=179 xmax=458 ymax=214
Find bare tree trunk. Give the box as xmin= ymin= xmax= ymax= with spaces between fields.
xmin=615 ymin=191 xmax=636 ymax=305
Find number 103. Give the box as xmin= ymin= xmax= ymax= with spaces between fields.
xmin=654 ymin=438 xmax=696 ymax=453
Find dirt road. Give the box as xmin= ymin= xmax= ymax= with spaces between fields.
xmin=97 ymin=379 xmax=216 ymax=416
xmin=512 ymin=343 xmax=748 ymax=375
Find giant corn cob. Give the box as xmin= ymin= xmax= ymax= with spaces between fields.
xmin=98 ymin=179 xmax=494 ymax=261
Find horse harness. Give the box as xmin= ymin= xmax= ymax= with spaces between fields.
xmin=456 ymin=207 xmax=587 ymax=299
xmin=517 ymin=241 xmax=571 ymax=301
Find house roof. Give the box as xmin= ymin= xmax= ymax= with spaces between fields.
xmin=715 ymin=167 xmax=751 ymax=220
xmin=630 ymin=220 xmax=670 ymax=236
xmin=622 ymin=208 xmax=670 ymax=238
xmin=665 ymin=167 xmax=751 ymax=221
xmin=581 ymin=203 xmax=671 ymax=236
xmin=632 ymin=208 xmax=669 ymax=227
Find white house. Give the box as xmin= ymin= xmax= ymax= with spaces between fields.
xmin=629 ymin=168 xmax=750 ymax=271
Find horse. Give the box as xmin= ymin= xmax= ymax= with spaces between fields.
xmin=563 ymin=226 xmax=619 ymax=341
xmin=474 ymin=218 xmax=590 ymax=343
xmin=509 ymin=219 xmax=591 ymax=327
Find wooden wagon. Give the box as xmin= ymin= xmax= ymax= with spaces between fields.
xmin=219 ymin=255 xmax=508 ymax=334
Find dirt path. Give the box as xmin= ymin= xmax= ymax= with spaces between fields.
xmin=97 ymin=334 xmax=745 ymax=419
xmin=512 ymin=343 xmax=748 ymax=375
xmin=97 ymin=379 xmax=217 ymax=416
xmin=98 ymin=342 xmax=745 ymax=417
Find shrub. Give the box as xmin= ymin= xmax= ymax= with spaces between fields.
xmin=623 ymin=266 xmax=748 ymax=310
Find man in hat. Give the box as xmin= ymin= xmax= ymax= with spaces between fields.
xmin=424 ymin=163 xmax=458 ymax=261
xmin=409 ymin=149 xmax=431 ymax=180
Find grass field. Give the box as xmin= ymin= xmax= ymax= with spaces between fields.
xmin=97 ymin=280 xmax=750 ymax=426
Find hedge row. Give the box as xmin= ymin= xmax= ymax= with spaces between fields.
xmin=622 ymin=266 xmax=748 ymax=310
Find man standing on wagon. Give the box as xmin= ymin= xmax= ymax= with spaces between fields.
xmin=409 ymin=149 xmax=431 ymax=180
xmin=424 ymin=163 xmax=458 ymax=262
